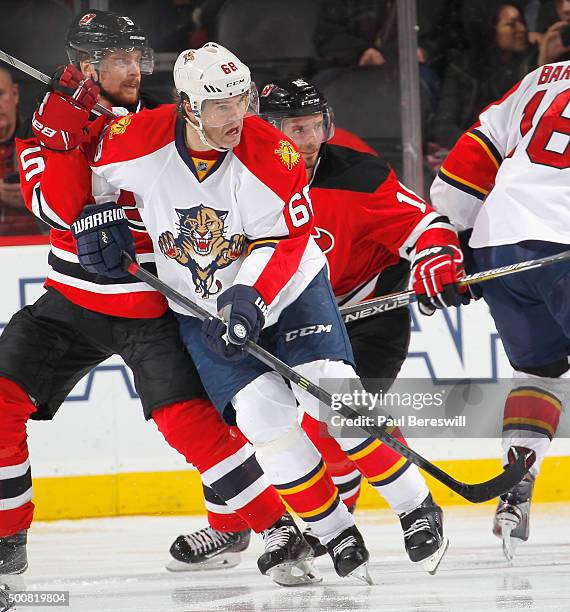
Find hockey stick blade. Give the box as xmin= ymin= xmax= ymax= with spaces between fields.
xmin=122 ymin=252 xmax=534 ymax=502
xmin=340 ymin=249 xmax=570 ymax=323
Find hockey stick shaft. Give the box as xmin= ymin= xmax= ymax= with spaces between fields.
xmin=340 ymin=249 xmax=570 ymax=323
xmin=0 ymin=49 xmax=116 ymax=119
xmin=122 ymin=253 xmax=534 ymax=503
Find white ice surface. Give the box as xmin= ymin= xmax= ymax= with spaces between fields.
xmin=3 ymin=504 xmax=570 ymax=612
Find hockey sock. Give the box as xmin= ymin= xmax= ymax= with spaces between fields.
xmin=501 ymin=372 xmax=565 ymax=476
xmin=301 ymin=413 xmax=362 ymax=508
xmin=255 ymin=425 xmax=354 ymax=545
xmin=233 ymin=372 xmax=354 ymax=544
xmin=0 ymin=378 xmax=37 ymax=537
xmin=201 ymin=483 xmax=249 ymax=533
xmin=340 ymin=430 xmax=429 ymax=514
xmin=152 ymin=400 xmax=284 ymax=533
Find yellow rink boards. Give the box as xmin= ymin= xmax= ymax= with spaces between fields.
xmin=32 ymin=456 xmax=570 ymax=521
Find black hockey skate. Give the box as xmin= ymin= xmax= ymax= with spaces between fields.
xmin=301 ymin=528 xmax=327 ymax=558
xmin=302 ymin=503 xmax=355 ymax=559
xmin=0 ymin=531 xmax=27 ymax=575
xmin=399 ymin=494 xmax=448 ymax=575
xmin=258 ymin=513 xmax=321 ymax=586
xmin=0 ymin=585 xmax=15 ymax=612
xmin=493 ymin=448 xmax=535 ymax=562
xmin=326 ymin=525 xmax=372 ymax=585
xmin=166 ymin=526 xmax=251 ymax=571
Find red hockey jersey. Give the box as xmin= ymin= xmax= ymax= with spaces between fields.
xmin=309 ymin=144 xmax=457 ymax=306
xmin=16 ymin=111 xmax=167 ymax=319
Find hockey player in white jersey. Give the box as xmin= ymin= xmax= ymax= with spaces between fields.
xmin=71 ymin=42 xmax=465 ymax=582
xmin=431 ymin=60 xmax=570 ymax=560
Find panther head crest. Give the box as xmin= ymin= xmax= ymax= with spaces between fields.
xmin=175 ymin=204 xmax=228 ymax=256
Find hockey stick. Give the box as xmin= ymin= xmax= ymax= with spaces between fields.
xmin=0 ymin=48 xmax=116 ymax=119
xmin=340 ymin=248 xmax=570 ymax=323
xmin=121 ymin=252 xmax=534 ymax=503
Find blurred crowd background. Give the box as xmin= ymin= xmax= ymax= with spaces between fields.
xmin=1 ymin=0 xmax=570 ymax=236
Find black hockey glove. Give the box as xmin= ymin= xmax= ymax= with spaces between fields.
xmin=71 ymin=202 xmax=135 ymax=278
xmin=201 ymin=285 xmax=267 ymax=361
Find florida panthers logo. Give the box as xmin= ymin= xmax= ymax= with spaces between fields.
xmin=158 ymin=204 xmax=245 ymax=298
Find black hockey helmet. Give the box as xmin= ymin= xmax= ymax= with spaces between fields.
xmin=259 ymin=77 xmax=335 ymax=142
xmin=66 ymin=9 xmax=154 ymax=74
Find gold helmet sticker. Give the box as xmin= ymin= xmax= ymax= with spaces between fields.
xmin=275 ymin=140 xmax=300 ymax=170
xmin=109 ymin=115 xmax=132 ymax=139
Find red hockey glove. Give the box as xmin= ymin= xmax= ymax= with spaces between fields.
xmin=32 ymin=65 xmax=100 ymax=151
xmin=411 ymin=244 xmax=467 ymax=316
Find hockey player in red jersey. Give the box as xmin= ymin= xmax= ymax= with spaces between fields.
xmin=81 ymin=45 xmax=467 ymax=581
xmin=430 ymin=61 xmax=570 ymax=560
xmin=171 ymin=77 xmax=464 ymax=573
xmin=0 ymin=12 xmax=314 ymax=587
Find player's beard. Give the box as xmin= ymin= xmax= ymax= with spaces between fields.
xmin=302 ymin=148 xmax=319 ymax=170
xmin=100 ymin=79 xmax=141 ymax=110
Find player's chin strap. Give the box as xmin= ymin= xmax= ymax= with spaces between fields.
xmin=120 ymin=251 xmax=536 ymax=505
xmin=185 ymin=116 xmax=230 ymax=153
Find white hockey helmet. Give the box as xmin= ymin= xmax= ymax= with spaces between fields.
xmin=173 ymin=43 xmax=258 ymax=131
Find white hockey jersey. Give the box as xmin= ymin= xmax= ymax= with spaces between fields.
xmin=431 ymin=61 xmax=570 ymax=248
xmin=90 ymin=105 xmax=325 ymax=325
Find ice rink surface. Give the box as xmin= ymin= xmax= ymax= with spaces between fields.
xmin=3 ymin=503 xmax=569 ymax=612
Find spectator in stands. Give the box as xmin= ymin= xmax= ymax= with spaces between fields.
xmin=537 ymin=0 xmax=570 ymax=64
xmin=313 ymin=0 xmax=459 ymax=77
xmin=431 ymin=2 xmax=537 ymax=150
xmin=312 ymin=0 xmax=461 ymax=135
xmin=0 ymin=67 xmax=43 ymax=236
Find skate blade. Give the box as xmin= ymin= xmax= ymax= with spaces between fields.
xmin=498 ymin=522 xmax=517 ymax=562
xmin=347 ymin=562 xmax=373 ymax=585
xmin=495 ymin=515 xmax=519 ymax=562
xmin=165 ymin=551 xmax=242 ymax=572
xmin=268 ymin=558 xmax=322 ymax=587
xmin=422 ymin=537 xmax=449 ymax=575
xmin=0 ymin=575 xmax=26 ymax=590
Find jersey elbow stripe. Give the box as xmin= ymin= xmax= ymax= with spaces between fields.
xmin=32 ymin=185 xmax=70 ymax=231
xmin=246 ymin=239 xmax=280 ymax=256
xmin=438 ymin=167 xmax=488 ymax=200
xmin=398 ymin=211 xmax=443 ymax=259
xmin=468 ymin=129 xmax=502 ymax=168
